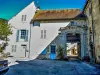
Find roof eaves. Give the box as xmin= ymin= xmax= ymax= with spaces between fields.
xmin=32 ymin=17 xmax=86 ymax=22
xmin=83 ymin=0 xmax=90 ymax=12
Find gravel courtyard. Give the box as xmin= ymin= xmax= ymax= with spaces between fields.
xmin=5 ymin=59 xmax=100 ymax=75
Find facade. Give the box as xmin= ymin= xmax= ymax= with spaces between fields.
xmin=83 ymin=0 xmax=100 ymax=63
xmin=5 ymin=2 xmax=37 ymax=58
xmin=31 ymin=11 xmax=88 ymax=59
xmin=5 ymin=2 xmax=88 ymax=60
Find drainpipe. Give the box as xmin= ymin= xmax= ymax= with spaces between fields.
xmin=91 ymin=0 xmax=96 ymax=63
xmin=28 ymin=21 xmax=32 ymax=58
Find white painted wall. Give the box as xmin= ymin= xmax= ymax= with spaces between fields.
xmin=30 ymin=22 xmax=70 ymax=59
xmin=67 ymin=43 xmax=77 ymax=50
xmin=5 ymin=2 xmax=36 ymax=57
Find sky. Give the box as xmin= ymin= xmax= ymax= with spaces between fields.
xmin=0 ymin=0 xmax=86 ymax=20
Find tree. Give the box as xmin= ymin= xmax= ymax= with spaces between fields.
xmin=0 ymin=18 xmax=12 ymax=52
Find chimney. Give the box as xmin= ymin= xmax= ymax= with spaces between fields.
xmin=35 ymin=6 xmax=40 ymax=13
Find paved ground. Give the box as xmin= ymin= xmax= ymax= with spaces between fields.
xmin=5 ymin=58 xmax=100 ymax=75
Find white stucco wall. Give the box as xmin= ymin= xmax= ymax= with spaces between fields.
xmin=5 ymin=2 xmax=36 ymax=57
xmin=67 ymin=43 xmax=77 ymax=50
xmin=30 ymin=22 xmax=70 ymax=59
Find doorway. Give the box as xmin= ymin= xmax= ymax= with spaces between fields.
xmin=21 ymin=45 xmax=27 ymax=57
xmin=50 ymin=45 xmax=56 ymax=59
xmin=66 ymin=33 xmax=81 ymax=58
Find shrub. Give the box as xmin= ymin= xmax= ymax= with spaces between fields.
xmin=56 ymin=45 xmax=64 ymax=59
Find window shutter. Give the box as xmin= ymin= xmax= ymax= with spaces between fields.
xmin=25 ymin=30 xmax=28 ymax=41
xmin=41 ymin=30 xmax=43 ymax=38
xmin=22 ymin=15 xmax=24 ymax=21
xmin=24 ymin=15 xmax=27 ymax=21
xmin=41 ymin=48 xmax=46 ymax=54
xmin=44 ymin=30 xmax=46 ymax=38
xmin=16 ymin=30 xmax=19 ymax=42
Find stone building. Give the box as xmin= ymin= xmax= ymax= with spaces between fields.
xmin=83 ymin=0 xmax=100 ymax=63
xmin=32 ymin=9 xmax=88 ymax=60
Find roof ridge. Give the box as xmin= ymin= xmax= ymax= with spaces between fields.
xmin=40 ymin=9 xmax=80 ymax=11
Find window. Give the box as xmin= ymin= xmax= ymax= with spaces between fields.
xmin=21 ymin=15 xmax=27 ymax=21
xmin=44 ymin=30 xmax=46 ymax=38
xmin=21 ymin=30 xmax=26 ymax=39
xmin=16 ymin=30 xmax=19 ymax=42
xmin=16 ymin=30 xmax=28 ymax=42
xmin=41 ymin=30 xmax=46 ymax=39
xmin=20 ymin=30 xmax=28 ymax=41
xmin=12 ymin=45 xmax=16 ymax=52
xmin=41 ymin=30 xmax=43 ymax=38
xmin=33 ymin=21 xmax=40 ymax=26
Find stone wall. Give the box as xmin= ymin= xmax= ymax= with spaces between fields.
xmin=84 ymin=0 xmax=100 ymax=63
xmin=92 ymin=0 xmax=100 ymax=63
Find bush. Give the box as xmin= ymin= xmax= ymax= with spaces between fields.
xmin=56 ymin=45 xmax=64 ymax=59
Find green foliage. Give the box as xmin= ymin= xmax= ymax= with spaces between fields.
xmin=0 ymin=18 xmax=12 ymax=52
xmin=0 ymin=19 xmax=12 ymax=40
xmin=56 ymin=45 xmax=64 ymax=59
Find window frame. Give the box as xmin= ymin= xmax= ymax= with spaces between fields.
xmin=33 ymin=21 xmax=40 ymax=27
xmin=44 ymin=30 xmax=46 ymax=38
xmin=41 ymin=30 xmax=43 ymax=38
xmin=21 ymin=15 xmax=27 ymax=21
xmin=12 ymin=45 xmax=16 ymax=52
xmin=20 ymin=30 xmax=27 ymax=39
xmin=41 ymin=30 xmax=47 ymax=39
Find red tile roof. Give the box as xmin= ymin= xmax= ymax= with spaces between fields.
xmin=33 ymin=9 xmax=85 ymax=21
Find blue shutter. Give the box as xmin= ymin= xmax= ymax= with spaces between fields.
xmin=25 ymin=30 xmax=28 ymax=42
xmin=41 ymin=48 xmax=46 ymax=54
xmin=16 ymin=30 xmax=19 ymax=42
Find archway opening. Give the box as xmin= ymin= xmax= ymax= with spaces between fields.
xmin=66 ymin=33 xmax=81 ymax=58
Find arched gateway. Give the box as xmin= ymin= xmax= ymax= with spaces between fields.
xmin=59 ymin=23 xmax=88 ymax=59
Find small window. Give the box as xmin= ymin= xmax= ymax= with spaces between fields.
xmin=21 ymin=30 xmax=26 ymax=39
xmin=12 ymin=45 xmax=16 ymax=52
xmin=24 ymin=15 xmax=27 ymax=21
xmin=21 ymin=15 xmax=27 ymax=21
xmin=21 ymin=15 xmax=24 ymax=21
xmin=20 ymin=30 xmax=28 ymax=41
xmin=41 ymin=30 xmax=43 ymax=38
xmin=41 ymin=30 xmax=46 ymax=39
xmin=33 ymin=21 xmax=40 ymax=26
xmin=44 ymin=30 xmax=46 ymax=38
